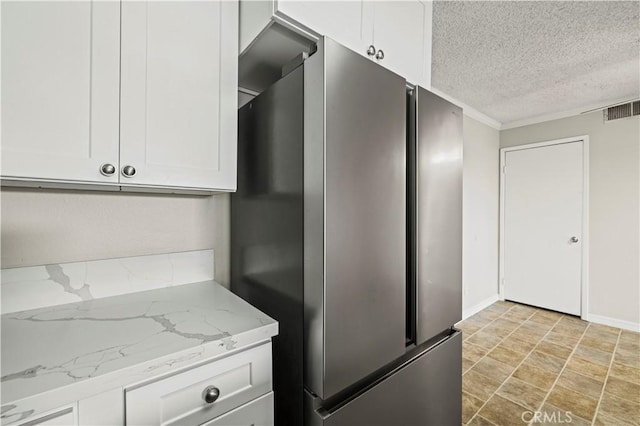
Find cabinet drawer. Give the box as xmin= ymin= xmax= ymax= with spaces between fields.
xmin=125 ymin=343 xmax=272 ymax=425
xmin=202 ymin=392 xmax=274 ymax=426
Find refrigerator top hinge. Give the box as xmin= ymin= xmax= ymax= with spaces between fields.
xmin=282 ymin=51 xmax=309 ymax=78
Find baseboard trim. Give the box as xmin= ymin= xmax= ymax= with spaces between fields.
xmin=586 ymin=313 xmax=640 ymax=332
xmin=461 ymin=294 xmax=500 ymax=321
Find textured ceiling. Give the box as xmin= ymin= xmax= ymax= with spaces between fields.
xmin=432 ymin=1 xmax=640 ymax=126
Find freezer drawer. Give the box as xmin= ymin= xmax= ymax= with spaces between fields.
xmin=306 ymin=331 xmax=462 ymax=426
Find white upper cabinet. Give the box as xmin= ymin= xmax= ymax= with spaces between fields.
xmin=120 ymin=1 xmax=238 ymax=190
xmin=239 ymin=0 xmax=369 ymax=57
xmin=276 ymin=0 xmax=371 ymax=56
xmin=370 ymin=1 xmax=430 ymax=86
xmin=239 ymin=1 xmax=431 ymax=87
xmin=2 ymin=1 xmax=238 ymax=192
xmin=1 ymin=1 xmax=120 ymax=183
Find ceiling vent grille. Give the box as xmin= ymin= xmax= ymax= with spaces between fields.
xmin=604 ymin=101 xmax=640 ymax=122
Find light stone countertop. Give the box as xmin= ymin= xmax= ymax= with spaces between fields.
xmin=1 ymin=280 xmax=278 ymax=425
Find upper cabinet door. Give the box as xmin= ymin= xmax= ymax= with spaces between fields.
xmin=1 ymin=1 xmax=120 ymax=183
xmin=371 ymin=1 xmax=428 ymax=85
xmin=276 ymin=0 xmax=371 ymax=57
xmin=120 ymin=1 xmax=238 ymax=190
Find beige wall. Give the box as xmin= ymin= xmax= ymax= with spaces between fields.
xmin=463 ymin=115 xmax=501 ymax=313
xmin=0 ymin=189 xmax=231 ymax=286
xmin=500 ymin=112 xmax=640 ymax=326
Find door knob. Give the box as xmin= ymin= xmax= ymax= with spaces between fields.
xmin=367 ymin=45 xmax=376 ymax=57
xmin=375 ymin=49 xmax=384 ymax=60
xmin=570 ymin=236 xmax=579 ymax=243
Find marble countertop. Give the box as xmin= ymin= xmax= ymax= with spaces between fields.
xmin=1 ymin=281 xmax=278 ymax=425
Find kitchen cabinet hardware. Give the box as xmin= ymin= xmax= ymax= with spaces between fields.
xmin=100 ymin=163 xmax=116 ymax=176
xmin=367 ymin=45 xmax=376 ymax=57
xmin=203 ymin=385 xmax=221 ymax=404
xmin=121 ymin=165 xmax=136 ymax=178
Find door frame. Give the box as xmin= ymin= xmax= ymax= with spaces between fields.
xmin=499 ymin=136 xmax=590 ymax=320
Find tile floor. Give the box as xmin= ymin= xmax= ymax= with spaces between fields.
xmin=458 ymin=301 xmax=640 ymax=425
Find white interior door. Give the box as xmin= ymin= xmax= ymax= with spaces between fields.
xmin=503 ymin=141 xmax=584 ymax=315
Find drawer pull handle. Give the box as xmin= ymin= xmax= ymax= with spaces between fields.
xmin=202 ymin=385 xmax=221 ymax=404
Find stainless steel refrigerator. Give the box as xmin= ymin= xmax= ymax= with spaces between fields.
xmin=231 ymin=37 xmax=463 ymax=426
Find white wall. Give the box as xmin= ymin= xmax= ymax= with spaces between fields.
xmin=0 ymin=189 xmax=231 ymax=286
xmin=500 ymin=112 xmax=640 ymax=329
xmin=462 ymin=115 xmax=501 ymax=316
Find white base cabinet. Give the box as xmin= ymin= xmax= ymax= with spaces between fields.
xmin=14 ymin=388 xmax=123 ymax=426
xmin=202 ymin=393 xmax=274 ymax=426
xmin=15 ymin=343 xmax=274 ymax=426
xmin=1 ymin=0 xmax=238 ymax=192
xmin=125 ymin=343 xmax=272 ymax=425
xmin=17 ymin=408 xmax=76 ymax=426
xmin=78 ymin=388 xmax=124 ymax=425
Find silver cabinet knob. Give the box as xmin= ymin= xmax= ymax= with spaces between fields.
xmin=367 ymin=45 xmax=376 ymax=57
xmin=570 ymin=236 xmax=579 ymax=243
xmin=202 ymin=385 xmax=220 ymax=404
xmin=100 ymin=163 xmax=116 ymax=177
xmin=375 ymin=49 xmax=384 ymax=60
xmin=121 ymin=165 xmax=136 ymax=178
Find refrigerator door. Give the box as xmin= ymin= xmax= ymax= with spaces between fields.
xmin=414 ymin=87 xmax=463 ymax=344
xmin=306 ymin=331 xmax=462 ymax=426
xmin=304 ymin=38 xmax=408 ymax=399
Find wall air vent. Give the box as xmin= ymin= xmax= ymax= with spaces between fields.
xmin=604 ymin=101 xmax=640 ymax=122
